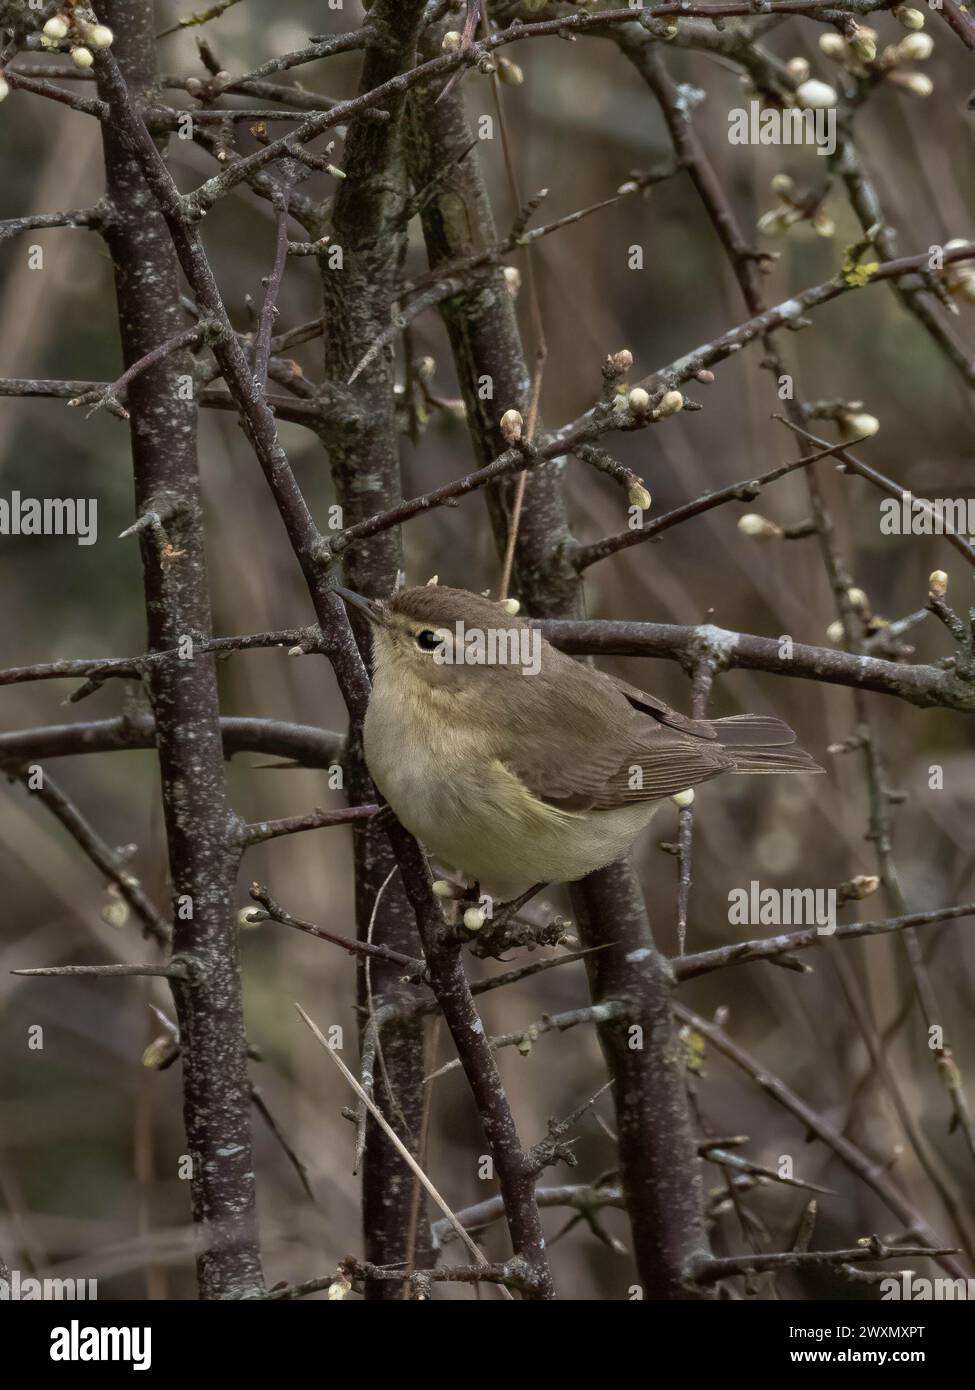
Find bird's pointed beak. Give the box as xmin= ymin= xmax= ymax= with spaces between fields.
xmin=334 ymin=585 xmax=389 ymax=628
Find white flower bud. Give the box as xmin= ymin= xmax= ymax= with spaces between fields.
xmin=955 ymin=273 xmax=975 ymax=304
xmin=238 ymin=906 xmax=268 ymax=928
xmin=86 ymin=24 xmax=114 ymax=49
xmin=797 ymin=79 xmax=838 ymax=109
xmin=813 ymin=211 xmax=836 ymax=239
xmin=628 ymin=481 xmax=652 ymax=512
xmin=43 ymin=15 xmax=69 ymax=39
xmin=503 ymin=265 xmax=521 ymax=296
xmin=818 ymin=34 xmax=847 ymax=61
xmin=847 ymin=874 xmax=880 ymax=898
xmin=499 ymin=597 xmax=521 ymax=615
xmin=0 ymin=75 xmax=8 ymax=102
xmin=101 ymin=897 xmax=129 ymax=929
xmin=895 ymin=6 xmax=925 ymax=30
xmin=609 ymin=348 xmax=634 ymax=374
xmin=432 ymin=879 xmax=460 ymax=899
xmin=785 ymin=58 xmax=810 ymax=84
xmin=770 ymin=173 xmax=794 ymax=197
xmin=898 ymin=32 xmax=933 ymax=61
xmin=671 ymin=788 xmax=695 ymax=808
xmin=142 ymin=1036 xmax=178 ymax=1070
xmin=71 ymin=47 xmax=95 ymax=68
xmin=842 ymin=412 xmax=880 ymax=437
xmin=928 ymin=569 xmax=949 ymax=598
xmin=627 ymin=387 xmax=651 ymax=415
xmin=849 ymin=27 xmax=877 ymax=64
xmin=463 ymin=906 xmax=486 ymax=931
xmin=826 ymin=620 xmax=845 ymax=643
xmin=441 ymin=31 xmax=463 ymax=52
xmin=500 ymin=408 xmax=524 ymax=444
xmin=846 ymin=586 xmax=868 ymax=610
xmin=757 ymin=209 xmax=790 ymax=237
xmin=902 ymin=73 xmax=933 ymax=97
xmin=655 ymin=389 xmax=684 ymax=418
xmin=737 ymin=513 xmax=782 ymax=538
xmin=497 ymin=57 xmax=524 ymax=86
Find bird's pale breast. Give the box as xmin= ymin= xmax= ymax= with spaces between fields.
xmin=363 ymin=673 xmax=658 ymax=894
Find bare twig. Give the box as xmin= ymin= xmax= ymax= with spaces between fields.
xmin=692 ymin=1239 xmax=959 ymax=1285
xmin=241 ymin=804 xmax=380 ymax=847
xmin=675 ymin=903 xmax=975 ymax=981
xmin=248 ymin=883 xmax=425 ymax=976
xmin=675 ymin=1003 xmax=967 ymax=1280
xmin=295 ymin=1004 xmax=500 ymax=1273
xmin=12 ymin=963 xmax=188 ymax=979
xmin=2 ymin=764 xmax=171 ymax=945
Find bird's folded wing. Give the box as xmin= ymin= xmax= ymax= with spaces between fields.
xmin=505 ymin=727 xmax=734 ymax=814
xmin=495 ymin=658 xmax=813 ymax=815
xmin=586 ymin=733 xmax=734 ymax=810
xmin=493 ymin=660 xmax=652 ymax=810
xmin=602 ymin=672 xmax=717 ymax=738
xmin=605 ymin=673 xmax=801 ymax=748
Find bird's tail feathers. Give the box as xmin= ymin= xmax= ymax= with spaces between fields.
xmin=731 ymin=745 xmax=824 ymax=774
xmin=709 ymin=714 xmax=798 ymax=748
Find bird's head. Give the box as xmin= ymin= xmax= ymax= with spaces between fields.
xmin=335 ymin=584 xmax=542 ymax=690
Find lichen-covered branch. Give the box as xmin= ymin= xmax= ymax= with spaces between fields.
xmin=94 ymin=0 xmax=262 ymax=1298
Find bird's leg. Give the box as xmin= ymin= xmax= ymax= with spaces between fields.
xmin=487 ymin=882 xmax=547 ymax=934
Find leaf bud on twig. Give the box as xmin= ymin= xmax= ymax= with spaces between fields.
xmin=818 ymin=34 xmax=848 ymax=61
xmin=848 ymin=25 xmax=878 ymax=64
xmin=738 ymin=513 xmax=783 ymax=539
xmin=500 ymin=408 xmax=524 ymax=444
xmin=897 ymin=33 xmax=934 ymax=62
xmin=654 ymin=389 xmax=684 ymax=419
xmin=628 ymin=481 xmax=652 ymax=512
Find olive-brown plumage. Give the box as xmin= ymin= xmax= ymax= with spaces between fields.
xmin=341 ymin=584 xmax=822 ymax=894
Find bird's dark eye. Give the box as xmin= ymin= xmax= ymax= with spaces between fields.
xmin=415 ymin=629 xmax=441 ymax=652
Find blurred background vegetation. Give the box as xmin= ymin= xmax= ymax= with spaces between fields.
xmin=1 ymin=0 xmax=973 ymax=1298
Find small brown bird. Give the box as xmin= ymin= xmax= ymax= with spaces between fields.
xmin=339 ymin=584 xmax=822 ymax=896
